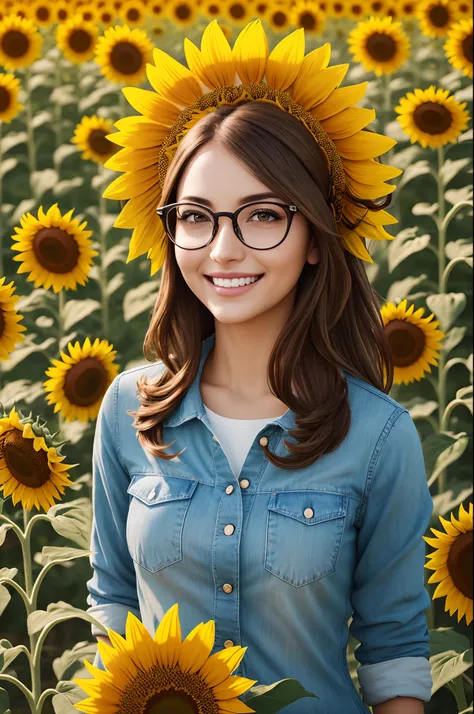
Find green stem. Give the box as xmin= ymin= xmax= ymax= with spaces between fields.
xmin=22 ymin=508 xmax=41 ymax=710
xmin=57 ymin=290 xmax=65 ymax=436
xmin=0 ymin=673 xmax=35 ymax=711
xmin=97 ymin=163 xmax=109 ymax=338
xmin=450 ymin=676 xmax=468 ymax=711
xmin=36 ymin=688 xmax=58 ymax=714
xmin=436 ymin=145 xmax=448 ymax=495
xmin=53 ymin=55 xmax=62 ymax=152
xmin=24 ymin=67 xmax=37 ymax=199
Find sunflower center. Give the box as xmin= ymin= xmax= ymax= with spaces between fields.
xmin=371 ymin=1 xmax=383 ymax=10
xmin=69 ymin=28 xmax=93 ymax=54
xmin=0 ymin=85 xmax=11 ymax=112
xmin=63 ymin=357 xmax=110 ymax=407
xmin=402 ymin=2 xmax=414 ymax=12
xmin=88 ymin=128 xmax=115 ymax=155
xmin=334 ymin=2 xmax=344 ymax=12
xmin=272 ymin=10 xmax=288 ymax=26
xmin=175 ymin=3 xmax=191 ymax=19
xmin=1 ymin=428 xmax=51 ymax=489
xmin=256 ymin=2 xmax=267 ymax=12
xmin=366 ymin=32 xmax=397 ymax=62
xmin=58 ymin=9 xmax=68 ymax=20
xmin=152 ymin=3 xmax=163 ymax=13
xmin=462 ymin=33 xmax=473 ymax=63
xmin=229 ymin=2 xmax=245 ymax=19
xmin=1 ymin=30 xmax=29 ymax=58
xmin=83 ymin=11 xmax=94 ymax=21
xmin=111 ymin=40 xmax=143 ymax=73
xmin=117 ymin=664 xmax=220 ymax=714
xmin=37 ymin=6 xmax=50 ymax=21
xmin=208 ymin=4 xmax=219 ymax=14
xmin=33 ymin=227 xmax=80 ymax=274
xmin=127 ymin=8 xmax=140 ymax=21
xmin=413 ymin=101 xmax=453 ymax=135
xmin=447 ymin=530 xmax=473 ymax=599
xmin=384 ymin=319 xmax=425 ymax=367
xmin=351 ymin=4 xmax=364 ymax=15
xmin=102 ymin=11 xmax=113 ymax=22
xmin=428 ymin=5 xmax=450 ymax=28
xmin=299 ymin=11 xmax=317 ymax=30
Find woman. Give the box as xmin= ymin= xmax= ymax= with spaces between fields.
xmin=85 ymin=19 xmax=433 ymax=714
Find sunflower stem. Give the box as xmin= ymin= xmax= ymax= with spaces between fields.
xmin=24 ymin=67 xmax=37 ymax=199
xmin=36 ymin=688 xmax=58 ymax=714
xmin=450 ymin=676 xmax=468 ymax=711
xmin=56 ymin=290 xmax=65 ymax=436
xmin=0 ymin=673 xmax=36 ymax=712
xmin=21 ymin=508 xmax=41 ymax=711
xmin=443 ymin=256 xmax=472 ymax=287
xmin=53 ymin=52 xmax=62 ymax=152
xmin=97 ymin=162 xmax=110 ymax=338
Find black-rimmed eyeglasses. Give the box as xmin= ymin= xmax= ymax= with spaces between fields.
xmin=156 ymin=200 xmax=299 ymax=251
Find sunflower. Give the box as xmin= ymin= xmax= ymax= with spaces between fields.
xmin=30 ymin=0 xmax=54 ymax=27
xmin=103 ymin=19 xmax=401 ymax=275
xmin=224 ymin=0 xmax=254 ymax=26
xmin=6 ymin=2 xmax=31 ymax=21
xmin=253 ymin=0 xmax=270 ymax=17
xmin=166 ymin=0 xmax=198 ymax=27
xmin=53 ymin=2 xmax=73 ymax=24
xmin=43 ymin=337 xmax=119 ymax=422
xmin=416 ymin=0 xmax=460 ymax=38
xmin=380 ymin=299 xmax=445 ymax=385
xmin=98 ymin=5 xmax=116 ymax=25
xmin=56 ymin=15 xmax=99 ymax=64
xmin=400 ymin=1 xmax=416 ymax=17
xmin=266 ymin=2 xmax=292 ymax=32
xmin=444 ymin=17 xmax=472 ymax=79
xmin=453 ymin=0 xmax=472 ymax=19
xmin=73 ymin=603 xmax=257 ymax=713
xmin=348 ymin=16 xmax=411 ymax=77
xmin=395 ymin=85 xmax=470 ymax=149
xmin=200 ymin=0 xmax=224 ymax=20
xmin=77 ymin=5 xmax=101 ymax=23
xmin=148 ymin=0 xmax=168 ymax=18
xmin=72 ymin=114 xmax=119 ymax=164
xmin=328 ymin=0 xmax=346 ymax=18
xmin=94 ymin=24 xmax=154 ymax=84
xmin=292 ymin=1 xmax=327 ymax=34
xmin=0 ymin=72 xmax=23 ymax=122
xmin=424 ymin=502 xmax=473 ymax=626
xmin=0 ymin=14 xmax=42 ymax=70
xmin=347 ymin=1 xmax=370 ymax=21
xmin=0 ymin=277 xmax=27 ymax=361
xmin=0 ymin=405 xmax=76 ymax=512
xmin=366 ymin=0 xmax=387 ymax=15
xmin=119 ymin=0 xmax=149 ymax=26
xmin=11 ymin=204 xmax=98 ymax=293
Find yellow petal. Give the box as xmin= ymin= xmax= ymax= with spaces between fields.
xmin=265 ymin=28 xmax=305 ymax=91
xmin=340 ymin=230 xmax=374 ymax=263
xmin=293 ymin=64 xmax=348 ymax=111
xmin=213 ymin=674 xmax=258 ymax=699
xmin=103 ymin=165 xmax=157 ymax=200
xmin=147 ymin=48 xmax=202 ymax=106
xmin=122 ymin=87 xmax=180 ymax=125
xmin=343 ymin=158 xmax=403 ymax=183
xmin=200 ymin=646 xmax=248 ymax=687
xmin=232 ymin=19 xmax=268 ymax=84
xmin=288 ymin=43 xmax=331 ymax=107
xmin=178 ymin=620 xmax=215 ymax=674
xmin=107 ymin=116 xmax=168 ymax=148
xmin=154 ymin=602 xmax=182 ymax=668
xmin=335 ymin=130 xmax=397 ymax=160
xmin=312 ymin=81 xmax=368 ymax=121
xmin=114 ymin=184 xmax=161 ymax=228
xmin=104 ymin=146 xmax=158 ymax=172
xmin=184 ymin=20 xmax=235 ymax=89
xmin=321 ymin=106 xmax=376 ymax=139
xmin=128 ymin=214 xmax=166 ymax=262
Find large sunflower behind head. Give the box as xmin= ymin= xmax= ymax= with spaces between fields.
xmin=44 ymin=337 xmax=119 ymax=422
xmin=0 ymin=277 xmax=27 ymax=361
xmin=56 ymin=14 xmax=99 ymax=64
xmin=416 ymin=0 xmax=460 ymax=38
xmin=11 ymin=204 xmax=98 ymax=293
xmin=72 ymin=115 xmax=119 ymax=164
xmin=348 ymin=15 xmax=411 ymax=77
xmin=395 ymin=85 xmax=470 ymax=149
xmin=94 ymin=24 xmax=154 ymax=84
xmin=0 ymin=72 xmax=23 ymax=123
xmin=380 ymin=299 xmax=445 ymax=385
xmin=292 ymin=1 xmax=327 ymax=34
xmin=0 ymin=405 xmax=76 ymax=512
xmin=0 ymin=14 xmax=43 ymax=70
xmin=444 ymin=17 xmax=473 ymax=79
xmin=424 ymin=502 xmax=473 ymax=626
xmin=73 ymin=604 xmax=257 ymax=712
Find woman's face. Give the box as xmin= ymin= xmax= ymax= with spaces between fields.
xmin=173 ymin=141 xmax=318 ymax=326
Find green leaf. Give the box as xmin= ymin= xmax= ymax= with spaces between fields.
xmin=0 ymin=585 xmax=11 ymax=618
xmin=27 ymin=601 xmax=107 ymax=636
xmin=426 ymin=293 xmax=467 ymax=332
xmin=52 ymin=641 xmax=97 ymax=681
xmin=432 ymin=483 xmax=474 ymax=519
xmin=443 ymin=326 xmax=467 ymax=356
xmin=246 ymin=679 xmax=318 ymax=712
xmin=53 ymin=144 xmax=79 ymax=169
xmin=406 ymin=399 xmax=438 ymax=421
xmin=0 ymin=131 xmax=28 ymax=154
xmin=53 ymin=177 xmax=85 ymax=197
xmin=0 ymin=687 xmax=10 ymax=714
xmin=428 ymin=432 xmax=469 ymax=487
xmin=106 ymin=272 xmax=125 ymax=297
xmin=412 ymin=202 xmax=438 ymax=216
xmin=446 ymin=240 xmax=473 ymax=260
xmin=52 ymin=681 xmax=87 ymax=714
xmin=0 ymin=640 xmax=25 ymax=673
xmin=31 ymin=110 xmax=53 ymax=129
xmin=430 ymin=647 xmax=473 ymax=695
xmin=0 ymin=333 xmax=56 ymax=372
xmin=34 ymin=545 xmax=92 ymax=568
xmin=441 ymin=158 xmax=471 ymax=186
xmin=422 ymin=432 xmax=458 ymax=476
xmin=78 ymin=85 xmax=118 ymax=112
xmin=429 ymin=628 xmax=472 ymax=658
xmin=48 ymin=498 xmax=92 ymax=549
xmin=385 ymin=274 xmax=429 ymax=304
xmin=123 ymin=280 xmax=160 ymax=322
xmin=0 ymin=158 xmax=19 ymax=179
xmin=62 ymin=299 xmax=101 ymax=331
xmin=104 ymin=242 xmax=128 ymax=269
xmin=0 ymin=568 xmax=18 ymax=582
xmin=397 ymin=160 xmax=432 ymax=190
xmin=30 ymin=168 xmax=59 ymax=200
xmin=0 ymin=525 xmax=12 ymax=547
xmin=388 ymin=227 xmax=431 ymax=272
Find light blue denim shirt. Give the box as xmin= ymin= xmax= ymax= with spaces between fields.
xmin=86 ymin=333 xmax=434 ymax=713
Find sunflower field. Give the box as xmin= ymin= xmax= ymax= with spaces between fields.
xmin=0 ymin=0 xmax=472 ymax=712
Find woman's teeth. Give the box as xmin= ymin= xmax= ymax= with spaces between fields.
xmin=210 ymin=275 xmax=262 ymax=287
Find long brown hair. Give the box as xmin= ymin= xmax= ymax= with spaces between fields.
xmin=127 ymin=100 xmax=395 ymax=470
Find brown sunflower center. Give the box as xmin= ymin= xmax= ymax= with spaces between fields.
xmin=272 ymin=10 xmax=288 ymax=26
xmin=1 ymin=29 xmax=30 ymax=58
xmin=208 ymin=4 xmax=219 ymax=14
xmin=63 ymin=357 xmax=110 ymax=407
xmin=384 ymin=319 xmax=425 ymax=367
xmin=229 ymin=2 xmax=245 ymax=19
xmin=256 ymin=2 xmax=267 ymax=12
xmin=33 ymin=226 xmax=80 ymax=274
xmin=83 ymin=11 xmax=94 ymax=21
xmin=1 ymin=427 xmax=51 ymax=489
xmin=116 ymin=663 xmax=220 ymax=714
xmin=366 ymin=32 xmax=397 ymax=61
xmin=413 ymin=101 xmax=453 ymax=135
xmin=68 ymin=28 xmax=93 ymax=54
xmin=175 ymin=3 xmax=191 ymax=19
xmin=299 ymin=11 xmax=317 ymax=30
xmin=371 ymin=1 xmax=383 ymax=10
xmin=351 ymin=4 xmax=364 ymax=15
xmin=127 ymin=8 xmax=141 ymax=21
xmin=462 ymin=33 xmax=473 ymax=63
xmin=428 ymin=4 xmax=450 ymax=28
xmin=402 ymin=2 xmax=414 ymax=13
xmin=110 ymin=40 xmax=143 ymax=73
xmin=37 ymin=6 xmax=50 ymax=21
xmin=334 ymin=2 xmax=344 ymax=11
xmin=0 ymin=85 xmax=11 ymax=112
xmin=88 ymin=128 xmax=115 ymax=155
xmin=102 ymin=11 xmax=113 ymax=22
xmin=447 ymin=530 xmax=473 ymax=599
xmin=152 ymin=4 xmax=163 ymax=13
xmin=58 ymin=9 xmax=68 ymax=20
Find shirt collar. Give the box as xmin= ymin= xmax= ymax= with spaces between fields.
xmin=164 ymin=332 xmax=296 ymax=431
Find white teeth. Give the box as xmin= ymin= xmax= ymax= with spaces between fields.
xmin=211 ymin=276 xmax=261 ymax=287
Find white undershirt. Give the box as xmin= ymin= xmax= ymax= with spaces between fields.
xmin=203 ymin=404 xmax=288 ymax=478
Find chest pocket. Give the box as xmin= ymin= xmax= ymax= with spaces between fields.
xmin=264 ymin=490 xmax=348 ymax=587
xmin=126 ymin=473 xmax=198 ymax=573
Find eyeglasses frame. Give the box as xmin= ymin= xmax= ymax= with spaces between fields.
xmin=156 ymin=200 xmax=299 ymax=251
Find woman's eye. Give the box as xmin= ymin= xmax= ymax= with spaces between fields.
xmin=250 ymin=211 xmax=280 ymax=222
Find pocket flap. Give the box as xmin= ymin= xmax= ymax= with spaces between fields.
xmin=127 ymin=473 xmax=198 ymax=505
xmin=268 ymin=490 xmax=347 ymax=525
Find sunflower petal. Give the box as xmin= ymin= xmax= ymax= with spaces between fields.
xmin=335 ymin=130 xmax=397 ymax=160
xmin=288 ymin=43 xmax=331 ymax=106
xmin=265 ymin=28 xmax=305 ymax=91
xmin=147 ymin=48 xmax=202 ymax=106
xmin=232 ymin=19 xmax=268 ymax=84
xmin=185 ymin=20 xmax=235 ymax=89
xmin=321 ymin=106 xmax=376 ymax=139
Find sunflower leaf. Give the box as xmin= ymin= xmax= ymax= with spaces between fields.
xmin=430 ymin=647 xmax=473 ymax=695
xmin=35 ymin=546 xmax=92 ymax=568
xmin=53 ymin=144 xmax=80 ymax=170
xmin=422 ymin=432 xmax=458 ymax=479
xmin=445 ymin=239 xmax=473 ymax=259
xmin=429 ymin=628 xmax=472 ymax=658
xmin=0 ymin=158 xmax=18 ymax=180
xmin=62 ymin=299 xmax=101 ymax=331
xmin=48 ymin=498 xmax=92 ymax=550
xmin=445 ymin=186 xmax=473 ymax=206
xmin=441 ymin=158 xmax=472 ymax=187
xmin=52 ymin=681 xmax=87 ymax=714
xmin=426 ymin=293 xmax=467 ymax=332
xmin=27 ymin=601 xmax=107 ymax=636
xmin=388 ymin=227 xmax=431 ymax=272
xmin=9 ymin=198 xmax=37 ymax=227
xmin=106 ymin=272 xmax=125 ymax=297
xmin=0 ymin=131 xmax=28 ymax=154
xmin=0 ymin=640 xmax=25 ymax=674
xmin=79 ymin=85 xmax=118 ymax=113
xmin=31 ymin=110 xmax=53 ymax=130
xmin=397 ymin=160 xmax=433 ymax=190
xmin=406 ymin=399 xmax=438 ymax=421
xmin=0 ymin=333 xmax=56 ymax=372
xmin=0 ymin=687 xmax=10 ymax=714
xmin=442 ymin=326 xmax=467 ymax=356
xmin=30 ymin=168 xmax=59 ymax=201
xmin=246 ymin=678 xmax=319 ymax=711
xmin=52 ymin=641 xmax=98 ymax=681
xmin=53 ymin=177 xmax=85 ymax=197
xmin=123 ymin=280 xmax=161 ymax=322
xmin=431 ymin=483 xmax=474 ymax=520
xmin=0 ymin=569 xmax=18 ymax=582
xmin=0 ymin=526 xmax=12 ymax=548
xmin=385 ymin=274 xmax=429 ymax=304
xmin=427 ymin=432 xmax=469 ymax=487
xmin=104 ymin=242 xmax=128 ymax=268
xmin=0 ymin=585 xmax=11 ymax=618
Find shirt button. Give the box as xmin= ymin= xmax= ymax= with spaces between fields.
xmin=222 ymin=583 xmax=233 ymax=594
xmin=148 ymin=489 xmax=156 ymax=500
xmin=225 ymin=484 xmax=234 ymax=495
xmin=259 ymin=436 xmax=268 ymax=447
xmin=224 ymin=639 xmax=235 ymax=648
xmin=224 ymin=524 xmax=235 ymax=536
xmin=239 ymin=479 xmax=250 ymax=489
xmin=304 ymin=507 xmax=314 ymax=519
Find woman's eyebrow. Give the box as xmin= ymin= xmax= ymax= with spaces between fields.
xmin=177 ymin=192 xmax=280 ymax=207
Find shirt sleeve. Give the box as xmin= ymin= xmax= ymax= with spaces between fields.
xmin=86 ymin=373 xmax=141 ymax=638
xmin=349 ymin=408 xmax=434 ymax=707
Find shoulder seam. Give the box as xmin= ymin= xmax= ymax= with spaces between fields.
xmin=344 ymin=373 xmax=399 ymax=408
xmin=113 ymin=373 xmax=129 ymax=473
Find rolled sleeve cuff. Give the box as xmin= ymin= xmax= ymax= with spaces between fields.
xmin=87 ymin=603 xmax=141 ymax=637
xmin=357 ymin=656 xmax=432 ymax=706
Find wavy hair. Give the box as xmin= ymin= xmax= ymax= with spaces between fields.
xmin=126 ymin=100 xmax=395 ymax=469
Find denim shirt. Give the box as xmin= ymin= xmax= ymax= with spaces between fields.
xmin=86 ymin=333 xmax=434 ymax=713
